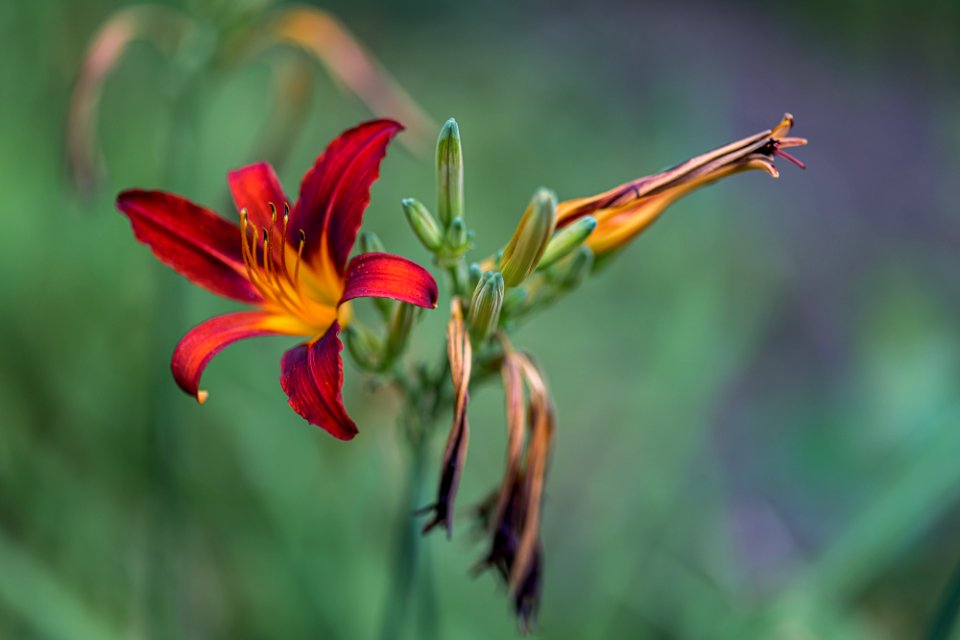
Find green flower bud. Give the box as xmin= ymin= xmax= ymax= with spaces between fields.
xmin=436 ymin=118 xmax=463 ymax=226
xmin=468 ymin=270 xmax=504 ymax=343
xmin=385 ymin=302 xmax=417 ymax=361
xmin=446 ymin=216 xmax=468 ymax=251
xmin=500 ymin=188 xmax=557 ymax=287
xmin=537 ymin=216 xmax=597 ymax=271
xmin=343 ymin=324 xmax=381 ymax=371
xmin=547 ymin=246 xmax=594 ymax=290
xmin=467 ymin=262 xmax=483 ymax=290
xmin=402 ymin=197 xmax=443 ymax=251
xmin=359 ymin=231 xmax=385 ymax=254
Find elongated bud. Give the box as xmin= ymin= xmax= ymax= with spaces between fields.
xmin=468 ymin=271 xmax=505 ymax=342
xmin=386 ymin=302 xmax=417 ymax=361
xmin=402 ymin=197 xmax=443 ymax=251
xmin=500 ymin=188 xmax=557 ymax=287
xmin=538 ymin=216 xmax=596 ymax=271
xmin=436 ymin=118 xmax=464 ymax=226
xmin=343 ymin=324 xmax=381 ymax=371
xmin=547 ymin=246 xmax=593 ymax=290
xmin=359 ymin=232 xmax=393 ymax=318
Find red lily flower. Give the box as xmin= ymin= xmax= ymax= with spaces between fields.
xmin=117 ymin=119 xmax=439 ymax=440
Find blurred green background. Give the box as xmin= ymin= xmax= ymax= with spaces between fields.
xmin=2 ymin=0 xmax=960 ymax=638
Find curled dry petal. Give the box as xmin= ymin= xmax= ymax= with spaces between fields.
xmin=509 ymin=355 xmax=554 ymax=595
xmin=421 ymin=298 xmax=472 ymax=537
xmin=476 ymin=342 xmax=555 ymax=631
xmin=269 ymin=6 xmax=436 ymax=154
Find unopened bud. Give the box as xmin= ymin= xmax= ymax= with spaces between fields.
xmin=547 ymin=246 xmax=593 ymax=290
xmin=500 ymin=188 xmax=557 ymax=287
xmin=468 ymin=270 xmax=504 ymax=342
xmin=436 ymin=118 xmax=463 ymax=226
xmin=538 ymin=216 xmax=596 ymax=270
xmin=467 ymin=262 xmax=483 ymax=290
xmin=446 ymin=216 xmax=468 ymax=251
xmin=359 ymin=231 xmax=385 ymax=254
xmin=385 ymin=302 xmax=417 ymax=361
xmin=402 ymin=197 xmax=443 ymax=251
xmin=343 ymin=324 xmax=381 ymax=371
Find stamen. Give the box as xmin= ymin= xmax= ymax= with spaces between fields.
xmin=757 ymin=138 xmax=807 ymax=169
xmin=294 ymin=229 xmax=305 ymax=285
xmin=262 ymin=228 xmax=272 ymax=280
xmin=774 ymin=146 xmax=806 ymax=170
xmin=278 ymin=204 xmax=293 ymax=289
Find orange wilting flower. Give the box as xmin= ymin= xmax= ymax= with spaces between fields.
xmin=556 ymin=113 xmax=807 ymax=255
xmin=474 ymin=342 xmax=554 ymax=631
xmin=116 ymin=120 xmax=438 ymax=440
xmin=420 ymin=298 xmax=472 ymax=537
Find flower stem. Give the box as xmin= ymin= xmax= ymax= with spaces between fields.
xmin=925 ymin=552 xmax=960 ymax=640
xmin=143 ymin=71 xmax=204 ymax=638
xmin=378 ymin=423 xmax=439 ymax=640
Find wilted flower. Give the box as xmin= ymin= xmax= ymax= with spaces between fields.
xmin=420 ymin=298 xmax=472 ymax=536
xmin=117 ymin=120 xmax=438 ymax=439
xmin=475 ymin=342 xmax=554 ymax=631
xmin=556 ymin=113 xmax=807 ymax=255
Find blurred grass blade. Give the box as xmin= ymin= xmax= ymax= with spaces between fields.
xmin=253 ymin=53 xmax=314 ymax=171
xmin=270 ymin=6 xmax=435 ymax=153
xmin=67 ymin=4 xmax=189 ymax=196
xmin=925 ymin=554 xmax=960 ymax=640
xmin=0 ymin=529 xmax=123 ymax=640
xmin=776 ymin=401 xmax=960 ymax=613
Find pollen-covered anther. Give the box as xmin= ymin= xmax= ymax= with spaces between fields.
xmin=239 ymin=202 xmax=309 ymax=317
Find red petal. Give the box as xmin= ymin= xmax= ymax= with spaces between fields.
xmin=289 ymin=119 xmax=403 ymax=274
xmin=227 ymin=162 xmax=290 ymax=229
xmin=279 ymin=322 xmax=357 ymax=440
xmin=117 ymin=189 xmax=261 ymax=303
xmin=341 ymin=252 xmax=438 ymax=308
xmin=172 ymin=311 xmax=283 ymax=403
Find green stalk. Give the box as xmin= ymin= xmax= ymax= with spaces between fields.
xmin=142 ymin=70 xmax=204 ymax=639
xmin=925 ymin=554 xmax=960 ymax=640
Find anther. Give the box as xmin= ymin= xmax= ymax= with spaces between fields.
xmin=294 ymin=229 xmax=306 ymax=284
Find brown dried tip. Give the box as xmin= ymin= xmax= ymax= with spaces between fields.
xmin=420 ymin=298 xmax=472 ymax=537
